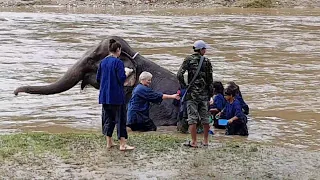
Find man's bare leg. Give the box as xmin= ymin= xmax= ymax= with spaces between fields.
xmin=189 ymin=124 xmax=197 ymax=146
xmin=203 ymin=124 xmax=210 ymax=145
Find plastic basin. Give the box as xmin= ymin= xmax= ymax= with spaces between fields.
xmin=218 ymin=119 xmax=228 ymax=126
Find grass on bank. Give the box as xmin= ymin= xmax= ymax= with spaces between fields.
xmin=4 ymin=133 xmax=318 ymax=179
xmin=0 ymin=132 xmax=263 ymax=160
xmin=0 ymin=133 xmax=187 ymax=160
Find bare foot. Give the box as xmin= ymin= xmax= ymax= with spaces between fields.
xmin=120 ymin=144 xmax=135 ymax=151
xmin=107 ymin=142 xmax=117 ymax=149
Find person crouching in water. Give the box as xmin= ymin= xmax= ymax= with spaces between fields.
xmin=127 ymin=71 xmax=180 ymax=132
xmin=226 ymin=81 xmax=249 ymax=115
xmin=217 ymin=86 xmax=249 ymax=136
xmin=97 ymin=39 xmax=134 ymax=151
xmin=209 ymin=81 xmax=226 ymax=128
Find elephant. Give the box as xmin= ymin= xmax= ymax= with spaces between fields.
xmin=14 ymin=36 xmax=180 ymax=126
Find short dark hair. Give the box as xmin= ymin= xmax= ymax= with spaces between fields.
xmin=224 ymin=86 xmax=237 ymax=97
xmin=213 ymin=81 xmax=224 ymax=95
xmin=227 ymin=81 xmax=240 ymax=95
xmin=193 ymin=46 xmax=204 ymax=53
xmin=109 ymin=39 xmax=121 ymax=53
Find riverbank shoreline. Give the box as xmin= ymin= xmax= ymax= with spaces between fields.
xmin=1 ymin=132 xmax=319 ymax=179
xmin=1 ymin=0 xmax=320 ymax=9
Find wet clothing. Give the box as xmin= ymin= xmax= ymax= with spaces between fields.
xmin=225 ymin=119 xmax=248 ymax=136
xmin=209 ymin=93 xmax=227 ymax=129
xmin=177 ymin=53 xmax=214 ymax=101
xmin=236 ymin=94 xmax=249 ymax=115
xmin=129 ymin=120 xmax=157 ymax=132
xmin=97 ymin=55 xmax=128 ymax=139
xmin=101 ymin=104 xmax=128 ymax=139
xmin=221 ymin=99 xmax=248 ymax=136
xmin=97 ymin=56 xmax=126 ymax=105
xmin=210 ymin=93 xmax=226 ymax=111
xmin=177 ymin=53 xmax=214 ymax=125
xmin=127 ymin=84 xmax=163 ymax=132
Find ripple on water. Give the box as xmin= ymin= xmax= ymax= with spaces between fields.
xmin=0 ymin=9 xmax=319 ymax=150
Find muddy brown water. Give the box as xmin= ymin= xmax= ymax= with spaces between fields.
xmin=0 ymin=7 xmax=319 ymax=150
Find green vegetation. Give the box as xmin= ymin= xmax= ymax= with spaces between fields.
xmin=1 ymin=133 xmax=319 ymax=179
xmin=0 ymin=133 xmax=185 ymax=160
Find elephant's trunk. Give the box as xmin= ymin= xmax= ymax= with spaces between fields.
xmin=14 ymin=64 xmax=84 ymax=95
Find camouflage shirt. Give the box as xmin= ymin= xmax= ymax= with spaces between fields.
xmin=177 ymin=53 xmax=214 ymax=101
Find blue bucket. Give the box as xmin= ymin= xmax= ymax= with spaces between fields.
xmin=218 ymin=119 xmax=228 ymax=126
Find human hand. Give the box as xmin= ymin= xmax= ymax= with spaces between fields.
xmin=215 ymin=112 xmax=221 ymax=119
xmin=228 ymin=119 xmax=233 ymax=124
xmin=173 ymin=94 xmax=180 ymax=100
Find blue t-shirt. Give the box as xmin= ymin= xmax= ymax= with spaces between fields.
xmin=223 ymin=99 xmax=246 ymax=123
xmin=236 ymin=94 xmax=249 ymax=115
xmin=127 ymin=84 xmax=163 ymax=125
xmin=210 ymin=93 xmax=226 ymax=111
xmin=96 ymin=56 xmax=126 ymax=105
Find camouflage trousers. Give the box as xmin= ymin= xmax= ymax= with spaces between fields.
xmin=177 ymin=100 xmax=209 ymax=133
xmin=177 ymin=117 xmax=204 ymax=134
xmin=187 ymin=100 xmax=210 ymax=125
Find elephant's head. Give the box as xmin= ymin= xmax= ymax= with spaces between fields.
xmin=14 ymin=36 xmax=180 ymax=126
xmin=14 ymin=36 xmax=139 ymax=97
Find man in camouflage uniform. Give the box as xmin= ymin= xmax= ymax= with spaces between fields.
xmin=177 ymin=40 xmax=214 ymax=147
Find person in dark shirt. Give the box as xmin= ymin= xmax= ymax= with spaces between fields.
xmin=216 ymin=86 xmax=249 ymax=136
xmin=127 ymin=71 xmax=180 ymax=132
xmin=209 ymin=81 xmax=226 ymax=128
xmin=96 ymin=39 xmax=134 ymax=151
xmin=177 ymin=40 xmax=214 ymax=147
xmin=226 ymin=81 xmax=249 ymax=115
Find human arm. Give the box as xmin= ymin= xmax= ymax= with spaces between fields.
xmin=206 ymin=60 xmax=214 ymax=97
xmin=162 ymin=94 xmax=180 ymax=100
xmin=228 ymin=116 xmax=239 ymax=124
xmin=228 ymin=102 xmax=243 ymax=123
xmin=215 ymin=95 xmax=225 ymax=111
xmin=116 ymin=60 xmax=127 ymax=84
xmin=215 ymin=110 xmax=223 ymax=119
xmin=176 ymin=58 xmax=189 ymax=88
xmin=210 ymin=95 xmax=225 ymax=113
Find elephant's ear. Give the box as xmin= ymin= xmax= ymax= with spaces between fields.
xmin=120 ymin=53 xmax=136 ymax=87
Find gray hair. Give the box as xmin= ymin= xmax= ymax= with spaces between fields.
xmin=139 ymin=71 xmax=153 ymax=82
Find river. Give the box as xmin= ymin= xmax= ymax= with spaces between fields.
xmin=0 ymin=7 xmax=319 ymax=150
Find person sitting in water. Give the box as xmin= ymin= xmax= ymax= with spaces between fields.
xmin=127 ymin=71 xmax=180 ymax=132
xmin=209 ymin=81 xmax=226 ymax=128
xmin=216 ymin=86 xmax=249 ymax=136
xmin=226 ymin=81 xmax=249 ymax=115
